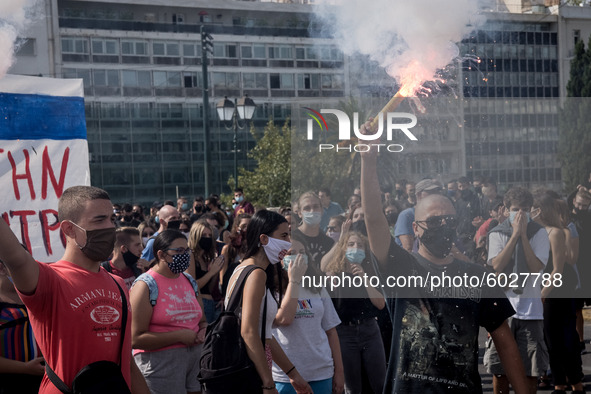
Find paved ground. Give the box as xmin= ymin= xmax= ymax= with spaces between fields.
xmin=478 ymin=308 xmax=591 ymax=392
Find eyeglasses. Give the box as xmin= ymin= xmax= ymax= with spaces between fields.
xmin=327 ymin=226 xmax=338 ymax=232
xmin=164 ymin=247 xmax=191 ymax=255
xmin=415 ymin=215 xmax=458 ymax=230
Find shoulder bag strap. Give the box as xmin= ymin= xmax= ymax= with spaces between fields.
xmin=109 ymin=275 xmax=127 ymax=366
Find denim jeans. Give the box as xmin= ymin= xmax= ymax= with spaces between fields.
xmin=337 ymin=318 xmax=386 ymax=394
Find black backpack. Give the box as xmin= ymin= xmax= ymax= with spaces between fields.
xmin=198 ymin=265 xmax=267 ymax=394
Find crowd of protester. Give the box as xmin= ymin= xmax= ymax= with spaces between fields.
xmin=1 ymin=163 xmax=591 ymax=394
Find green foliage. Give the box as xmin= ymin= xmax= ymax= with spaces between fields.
xmin=232 ymin=120 xmax=291 ymax=207
xmin=559 ymin=37 xmax=591 ymax=192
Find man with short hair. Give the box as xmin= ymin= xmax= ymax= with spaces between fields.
xmin=394 ymin=179 xmax=443 ymax=252
xmin=447 ymin=179 xmax=460 ymax=202
xmin=120 ymin=203 xmax=141 ymax=227
xmin=480 ymin=177 xmax=502 ymax=220
xmin=177 ymin=196 xmax=189 ymax=214
xmin=0 ymin=186 xmax=149 ymax=394
xmin=400 ymin=181 xmax=417 ymax=209
xmin=360 ymin=133 xmax=529 ymax=394
xmin=190 ymin=196 xmax=206 ymax=223
xmin=103 ymin=227 xmax=148 ymax=289
xmin=484 ymin=187 xmax=549 ymax=394
xmin=233 ymin=188 xmax=254 ymax=216
xmin=318 ymin=187 xmax=344 ymax=232
xmin=140 ymin=205 xmax=181 ymax=262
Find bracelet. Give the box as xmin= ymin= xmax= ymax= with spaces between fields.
xmin=286 ymin=366 xmax=296 ymax=376
xmin=289 ymin=280 xmax=301 ymax=285
xmin=262 ymin=385 xmax=276 ymax=390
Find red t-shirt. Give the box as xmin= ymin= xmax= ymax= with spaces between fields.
xmin=108 ymin=261 xmax=136 ymax=290
xmin=18 ymin=260 xmax=132 ymax=394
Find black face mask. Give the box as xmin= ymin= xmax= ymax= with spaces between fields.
xmin=395 ymin=190 xmax=404 ymax=198
xmin=460 ymin=189 xmax=472 ymax=199
xmin=194 ymin=205 xmax=204 ymax=214
xmin=351 ymin=220 xmax=367 ymax=236
xmin=122 ymin=250 xmax=139 ymax=268
xmin=199 ymin=237 xmax=213 ymax=251
xmin=167 ymin=220 xmax=181 ymax=230
xmin=474 ymin=186 xmax=482 ymax=195
xmin=132 ymin=212 xmax=141 ymax=219
xmin=71 ymin=223 xmax=116 ymax=262
xmin=386 ymin=212 xmax=399 ymax=226
xmin=419 ymin=225 xmax=456 ymax=259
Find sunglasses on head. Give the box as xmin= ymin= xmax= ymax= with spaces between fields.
xmin=415 ymin=215 xmax=458 ymax=230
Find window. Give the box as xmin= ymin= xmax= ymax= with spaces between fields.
xmin=270 ymin=73 xmax=294 ymax=89
xmin=183 ymin=72 xmax=203 ymax=88
xmin=62 ymin=37 xmax=89 ymax=54
xmin=153 ymin=71 xmax=181 ymax=87
xmin=574 ymin=29 xmax=581 ymax=46
xmin=92 ymin=39 xmax=119 ymax=55
xmin=183 ymin=43 xmax=202 ymax=58
xmin=243 ymin=73 xmax=267 ymax=89
xmin=213 ymin=43 xmax=238 ymax=58
xmin=297 ymin=73 xmax=319 ymax=89
xmin=172 ymin=13 xmax=184 ymax=24
xmin=153 ymin=41 xmax=179 ymax=56
xmin=16 ymin=38 xmax=35 ymax=56
xmin=212 ymin=72 xmax=240 ymax=89
xmin=268 ymin=46 xmax=292 ymax=59
xmin=121 ymin=41 xmax=147 ymax=56
xmin=62 ymin=68 xmax=91 ymax=87
xmin=93 ymin=70 xmax=119 ymax=87
xmin=321 ymin=74 xmax=343 ymax=89
xmin=122 ymin=70 xmax=151 ymax=87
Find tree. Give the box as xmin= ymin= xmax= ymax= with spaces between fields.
xmin=559 ymin=37 xmax=591 ymax=192
xmin=233 ymin=120 xmax=291 ymax=207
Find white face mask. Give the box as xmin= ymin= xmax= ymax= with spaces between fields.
xmin=262 ymin=236 xmax=291 ymax=264
xmin=142 ymin=236 xmax=149 ymax=245
xmin=302 ymin=211 xmax=322 ymax=226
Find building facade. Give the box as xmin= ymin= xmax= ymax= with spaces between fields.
xmin=10 ymin=0 xmax=591 ymax=203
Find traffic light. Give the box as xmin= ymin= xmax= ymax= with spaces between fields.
xmin=201 ymin=28 xmax=213 ymax=55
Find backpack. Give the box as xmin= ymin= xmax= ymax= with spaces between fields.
xmin=198 ymin=265 xmax=267 ymax=394
xmin=133 ymin=272 xmax=199 ymax=306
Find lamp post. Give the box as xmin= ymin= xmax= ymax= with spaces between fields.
xmin=216 ymin=96 xmax=256 ymax=189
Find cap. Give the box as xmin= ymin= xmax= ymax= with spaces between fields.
xmin=415 ymin=179 xmax=443 ymax=195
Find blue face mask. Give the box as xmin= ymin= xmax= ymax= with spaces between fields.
xmin=282 ymin=254 xmax=308 ymax=271
xmin=509 ymin=211 xmax=530 ymax=224
xmin=346 ymin=247 xmax=365 ymax=264
xmin=232 ymin=203 xmax=238 ymax=209
xmin=155 ymin=216 xmax=160 ymax=225
xmin=181 ymin=203 xmax=189 ymax=211
xmin=235 ymin=195 xmax=244 ymax=203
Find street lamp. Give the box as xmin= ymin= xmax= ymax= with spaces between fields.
xmin=216 ymin=96 xmax=256 ymax=189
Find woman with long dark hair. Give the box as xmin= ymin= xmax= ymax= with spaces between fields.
xmin=220 ymin=213 xmax=252 ymax=298
xmin=224 ymin=210 xmax=312 ymax=394
xmin=532 ymin=192 xmax=584 ymax=394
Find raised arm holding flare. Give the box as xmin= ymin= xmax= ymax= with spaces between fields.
xmin=359 ymin=119 xmax=529 ymax=394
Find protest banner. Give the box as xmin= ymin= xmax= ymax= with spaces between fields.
xmin=0 ymin=74 xmax=90 ymax=262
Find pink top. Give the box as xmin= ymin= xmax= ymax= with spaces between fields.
xmin=134 ymin=270 xmax=203 ymax=354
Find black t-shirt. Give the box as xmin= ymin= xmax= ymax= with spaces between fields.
xmin=375 ymin=238 xmax=514 ymax=394
xmin=292 ymin=228 xmax=334 ymax=270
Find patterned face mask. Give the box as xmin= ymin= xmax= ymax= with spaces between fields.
xmin=167 ymin=251 xmax=191 ymax=274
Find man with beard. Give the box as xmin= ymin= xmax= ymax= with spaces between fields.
xmin=359 ymin=122 xmax=528 ymax=394
xmin=102 ymin=227 xmax=149 ymax=289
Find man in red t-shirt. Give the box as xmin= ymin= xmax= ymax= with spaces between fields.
xmin=233 ymin=187 xmax=254 ymax=216
xmin=0 ymin=186 xmax=149 ymax=394
xmin=105 ymin=227 xmax=149 ymax=290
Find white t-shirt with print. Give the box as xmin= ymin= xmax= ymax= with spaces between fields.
xmin=272 ymin=287 xmax=341 ymax=383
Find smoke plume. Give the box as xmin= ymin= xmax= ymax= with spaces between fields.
xmin=0 ymin=0 xmax=39 ymax=79
xmin=315 ymin=0 xmax=489 ymax=94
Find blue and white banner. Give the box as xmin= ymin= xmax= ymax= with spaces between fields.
xmin=0 ymin=74 xmax=90 ymax=262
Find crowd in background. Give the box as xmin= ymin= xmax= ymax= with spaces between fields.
xmin=2 ymin=171 xmax=591 ymax=393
